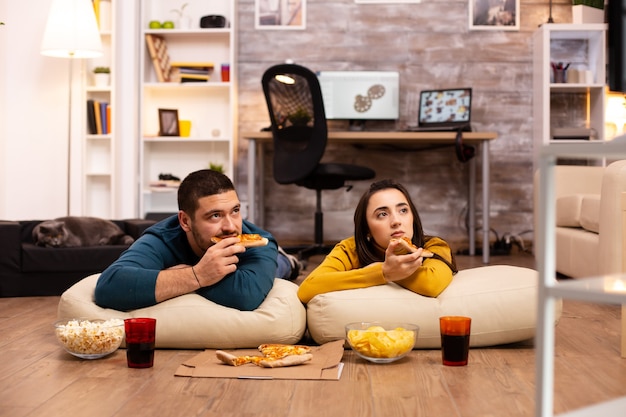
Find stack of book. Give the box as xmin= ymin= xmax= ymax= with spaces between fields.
xmin=86 ymin=99 xmax=111 ymax=135
xmin=170 ymin=62 xmax=214 ymax=83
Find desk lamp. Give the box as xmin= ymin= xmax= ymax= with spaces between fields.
xmin=41 ymin=0 xmax=102 ymax=215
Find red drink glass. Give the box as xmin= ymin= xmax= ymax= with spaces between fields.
xmin=124 ymin=318 xmax=156 ymax=368
xmin=439 ymin=316 xmax=471 ymax=366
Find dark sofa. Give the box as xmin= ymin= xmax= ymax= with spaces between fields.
xmin=0 ymin=219 xmax=156 ymax=297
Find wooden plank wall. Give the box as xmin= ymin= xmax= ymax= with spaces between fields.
xmin=235 ymin=0 xmax=580 ymax=252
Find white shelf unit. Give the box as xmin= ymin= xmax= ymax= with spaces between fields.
xmin=82 ymin=0 xmax=115 ymax=218
xmin=532 ymin=24 xmax=607 ymax=169
xmin=535 ymin=139 xmax=626 ymax=417
xmin=139 ymin=0 xmax=236 ymax=217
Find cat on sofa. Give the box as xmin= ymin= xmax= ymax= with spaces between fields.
xmin=33 ymin=216 xmax=135 ymax=248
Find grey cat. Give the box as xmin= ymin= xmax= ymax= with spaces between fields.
xmin=33 ymin=216 xmax=135 ymax=248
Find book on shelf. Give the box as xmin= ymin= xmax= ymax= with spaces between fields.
xmin=170 ymin=68 xmax=211 ymax=83
xmin=87 ymin=99 xmax=97 ymax=134
xmin=170 ymin=61 xmax=214 ymax=69
xmin=86 ymin=99 xmax=110 ymax=134
xmin=145 ymin=34 xmax=171 ymax=82
xmin=170 ymin=62 xmax=214 ymax=83
xmin=100 ymin=101 xmax=108 ymax=134
xmin=94 ymin=101 xmax=102 ymax=134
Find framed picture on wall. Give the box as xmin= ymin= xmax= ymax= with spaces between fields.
xmin=255 ymin=0 xmax=306 ymax=30
xmin=469 ymin=0 xmax=520 ymax=31
xmin=158 ymin=109 xmax=180 ymax=136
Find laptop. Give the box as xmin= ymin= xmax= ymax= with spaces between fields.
xmin=407 ymin=88 xmax=472 ymax=132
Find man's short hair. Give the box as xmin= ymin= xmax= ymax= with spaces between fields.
xmin=177 ymin=169 xmax=236 ymax=215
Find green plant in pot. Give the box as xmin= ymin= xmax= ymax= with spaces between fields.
xmin=287 ymin=108 xmax=312 ymax=126
xmin=208 ymin=162 xmax=224 ymax=173
xmin=572 ymin=0 xmax=604 ymax=23
xmin=93 ymin=67 xmax=111 ymax=87
xmin=572 ymin=0 xmax=603 ymax=8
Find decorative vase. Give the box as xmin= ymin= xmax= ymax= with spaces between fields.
xmin=572 ymin=4 xmax=604 ymax=24
xmin=94 ymin=73 xmax=110 ymax=87
xmin=178 ymin=16 xmax=192 ymax=30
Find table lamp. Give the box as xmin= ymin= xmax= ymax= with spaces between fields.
xmin=41 ymin=0 xmax=103 ymax=215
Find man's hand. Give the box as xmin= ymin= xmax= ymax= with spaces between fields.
xmin=193 ymin=236 xmax=246 ymax=287
xmin=155 ymin=237 xmax=246 ymax=303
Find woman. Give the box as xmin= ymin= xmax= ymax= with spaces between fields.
xmin=297 ymin=179 xmax=457 ymax=304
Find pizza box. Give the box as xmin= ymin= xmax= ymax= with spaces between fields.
xmin=175 ymin=340 xmax=345 ymax=380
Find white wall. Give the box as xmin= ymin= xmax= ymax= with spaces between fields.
xmin=0 ymin=0 xmax=73 ymax=219
xmin=0 ymin=0 xmax=139 ymax=221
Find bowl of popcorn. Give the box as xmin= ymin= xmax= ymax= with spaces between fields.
xmin=345 ymin=322 xmax=419 ymax=364
xmin=54 ymin=318 xmax=125 ymax=359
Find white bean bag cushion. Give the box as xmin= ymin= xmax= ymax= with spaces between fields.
xmin=306 ymin=265 xmax=562 ymax=348
xmin=57 ymin=274 xmax=307 ymax=349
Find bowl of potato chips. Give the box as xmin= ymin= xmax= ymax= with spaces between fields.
xmin=345 ymin=322 xmax=418 ymax=363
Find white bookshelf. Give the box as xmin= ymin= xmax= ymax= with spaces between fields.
xmin=81 ymin=0 xmax=115 ymax=218
xmin=532 ymin=24 xmax=607 ymax=170
xmin=138 ymin=0 xmax=236 ymax=217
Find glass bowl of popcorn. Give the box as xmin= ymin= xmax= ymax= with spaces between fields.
xmin=54 ymin=318 xmax=125 ymax=359
xmin=345 ymin=322 xmax=419 ymax=364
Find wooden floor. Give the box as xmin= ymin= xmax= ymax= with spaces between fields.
xmin=2 ymin=251 xmax=626 ymax=417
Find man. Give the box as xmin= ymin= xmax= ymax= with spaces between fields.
xmin=95 ymin=169 xmax=300 ymax=311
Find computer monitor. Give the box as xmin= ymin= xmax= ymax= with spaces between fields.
xmin=316 ymin=71 xmax=400 ymax=121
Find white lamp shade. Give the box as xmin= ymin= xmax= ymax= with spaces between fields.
xmin=41 ymin=0 xmax=103 ymax=59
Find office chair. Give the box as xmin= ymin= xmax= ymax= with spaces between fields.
xmin=262 ymin=63 xmax=376 ymax=259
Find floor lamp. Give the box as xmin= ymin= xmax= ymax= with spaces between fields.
xmin=41 ymin=0 xmax=102 ymax=215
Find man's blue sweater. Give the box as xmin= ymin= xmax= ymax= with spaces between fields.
xmin=94 ymin=216 xmax=277 ymax=311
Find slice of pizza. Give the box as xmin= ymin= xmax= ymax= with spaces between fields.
xmin=210 ymin=234 xmax=269 ymax=248
xmin=257 ymin=343 xmax=312 ymax=359
xmin=216 ymin=344 xmax=313 ymax=368
xmin=391 ymin=237 xmax=434 ymax=258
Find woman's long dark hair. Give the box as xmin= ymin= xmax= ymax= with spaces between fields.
xmin=354 ymin=179 xmax=457 ymax=273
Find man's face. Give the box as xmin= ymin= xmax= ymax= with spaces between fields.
xmin=180 ymin=190 xmax=243 ymax=256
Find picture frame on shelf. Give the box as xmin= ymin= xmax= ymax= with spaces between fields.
xmin=159 ymin=109 xmax=180 ymax=136
xmin=469 ymin=0 xmax=519 ymax=31
xmin=255 ymin=0 xmax=306 ymax=30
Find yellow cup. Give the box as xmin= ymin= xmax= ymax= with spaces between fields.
xmin=179 ymin=120 xmax=191 ymax=137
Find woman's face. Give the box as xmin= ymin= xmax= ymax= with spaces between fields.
xmin=366 ymin=188 xmax=414 ymax=250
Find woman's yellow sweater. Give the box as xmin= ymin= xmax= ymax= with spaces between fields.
xmin=297 ymin=236 xmax=454 ymax=304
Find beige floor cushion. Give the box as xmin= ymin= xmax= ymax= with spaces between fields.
xmin=306 ymin=265 xmax=562 ymax=348
xmin=57 ymin=274 xmax=307 ymax=349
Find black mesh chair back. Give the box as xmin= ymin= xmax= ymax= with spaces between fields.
xmin=261 ymin=63 xmax=376 ymax=259
xmin=262 ymin=63 xmax=328 ymax=185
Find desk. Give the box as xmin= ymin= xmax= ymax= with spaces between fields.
xmin=242 ymin=130 xmax=498 ymax=264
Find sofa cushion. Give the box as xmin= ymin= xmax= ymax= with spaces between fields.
xmin=305 ymin=265 xmax=562 ymax=348
xmin=580 ymin=194 xmax=601 ymax=233
xmin=21 ymin=243 xmax=129 ymax=273
xmin=57 ymin=274 xmax=307 ymax=349
xmin=556 ymin=194 xmax=585 ymax=227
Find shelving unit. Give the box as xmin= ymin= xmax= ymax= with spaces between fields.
xmin=532 ymin=24 xmax=607 ymax=170
xmin=81 ymin=0 xmax=115 ymax=218
xmin=139 ymin=0 xmax=236 ymax=217
xmin=535 ymin=139 xmax=626 ymax=417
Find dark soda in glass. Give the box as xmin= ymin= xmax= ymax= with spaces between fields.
xmin=124 ymin=318 xmax=156 ymax=369
xmin=126 ymin=342 xmax=155 ymax=368
xmin=441 ymin=334 xmax=470 ymax=366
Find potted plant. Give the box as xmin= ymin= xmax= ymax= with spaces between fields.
xmin=93 ymin=66 xmax=111 ymax=87
xmin=572 ymin=0 xmax=605 ymax=24
xmin=208 ymin=162 xmax=224 ymax=173
xmin=287 ymin=108 xmax=312 ymax=126
xmin=171 ymin=3 xmax=191 ymax=30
